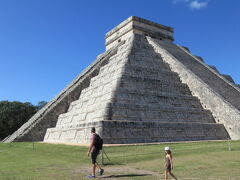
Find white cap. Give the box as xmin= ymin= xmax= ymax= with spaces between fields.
xmin=164 ymin=146 xmax=170 ymax=151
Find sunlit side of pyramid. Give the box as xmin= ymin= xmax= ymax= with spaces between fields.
xmin=4 ymin=16 xmax=240 ymax=144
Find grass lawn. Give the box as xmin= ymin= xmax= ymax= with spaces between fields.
xmin=0 ymin=141 xmax=240 ymax=180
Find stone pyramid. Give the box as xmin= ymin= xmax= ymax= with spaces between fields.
xmin=4 ymin=16 xmax=240 ymax=144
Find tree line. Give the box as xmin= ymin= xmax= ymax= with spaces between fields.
xmin=0 ymin=101 xmax=47 ymax=141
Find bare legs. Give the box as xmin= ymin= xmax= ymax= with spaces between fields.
xmin=92 ymin=163 xmax=96 ymax=177
xmin=96 ymin=162 xmax=102 ymax=170
xmin=92 ymin=162 xmax=102 ymax=177
xmin=165 ymin=170 xmax=168 ymax=180
xmin=165 ymin=170 xmax=177 ymax=180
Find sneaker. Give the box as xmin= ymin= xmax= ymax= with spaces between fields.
xmin=86 ymin=174 xmax=95 ymax=178
xmin=99 ymin=169 xmax=104 ymax=176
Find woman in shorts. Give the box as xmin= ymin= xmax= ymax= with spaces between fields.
xmin=164 ymin=146 xmax=177 ymax=180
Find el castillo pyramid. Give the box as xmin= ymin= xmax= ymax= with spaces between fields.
xmin=4 ymin=16 xmax=240 ymax=144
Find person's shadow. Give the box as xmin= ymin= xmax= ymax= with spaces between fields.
xmin=100 ymin=173 xmax=151 ymax=178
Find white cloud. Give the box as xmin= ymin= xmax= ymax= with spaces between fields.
xmin=172 ymin=0 xmax=189 ymax=4
xmin=189 ymin=0 xmax=208 ymax=9
xmin=172 ymin=0 xmax=208 ymax=10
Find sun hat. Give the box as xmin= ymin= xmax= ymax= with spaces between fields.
xmin=164 ymin=146 xmax=170 ymax=151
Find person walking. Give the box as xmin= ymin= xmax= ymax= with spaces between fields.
xmin=86 ymin=127 xmax=104 ymax=178
xmin=164 ymin=146 xmax=177 ymax=180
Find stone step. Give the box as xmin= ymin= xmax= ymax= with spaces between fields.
xmin=131 ymin=50 xmax=161 ymax=58
xmin=90 ymin=66 xmax=123 ymax=87
xmin=125 ymin=62 xmax=171 ymax=72
xmin=109 ymin=102 xmax=214 ymax=123
xmin=81 ymin=74 xmax=119 ymax=94
xmin=131 ymin=43 xmax=154 ymax=50
xmin=121 ymin=72 xmax=181 ymax=84
xmin=108 ymin=49 xmax=129 ymax=62
xmin=44 ymin=121 xmax=102 ymax=143
xmin=131 ymin=48 xmax=156 ymax=54
xmin=124 ymin=65 xmax=181 ymax=82
xmin=116 ymin=41 xmax=133 ymax=51
xmin=120 ymin=75 xmax=191 ymax=95
xmin=115 ymin=87 xmax=196 ymax=99
xmin=131 ymin=37 xmax=154 ymax=49
xmin=128 ymin=54 xmax=164 ymax=62
xmin=127 ymin=57 xmax=171 ymax=71
xmin=56 ymin=105 xmax=108 ymax=127
xmin=99 ymin=58 xmax=125 ymax=74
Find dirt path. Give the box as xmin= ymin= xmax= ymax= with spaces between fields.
xmin=74 ymin=165 xmax=161 ymax=179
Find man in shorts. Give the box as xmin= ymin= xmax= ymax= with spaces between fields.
xmin=86 ymin=127 xmax=104 ymax=178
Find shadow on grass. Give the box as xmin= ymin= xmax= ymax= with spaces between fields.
xmin=102 ymin=163 xmax=124 ymax=166
xmin=101 ymin=173 xmax=151 ymax=178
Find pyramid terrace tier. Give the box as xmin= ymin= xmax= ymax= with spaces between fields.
xmin=94 ymin=56 xmax=174 ymax=81
xmin=68 ymin=89 xmax=204 ymax=114
xmin=113 ymin=89 xmax=204 ymax=109
xmin=55 ymin=102 xmax=215 ymax=130
xmin=107 ymin=102 xmax=215 ymax=123
xmin=44 ymin=121 xmax=229 ymax=144
xmin=123 ymin=66 xmax=181 ymax=82
xmin=82 ymin=76 xmax=191 ymax=97
xmin=126 ymin=56 xmax=172 ymax=72
xmin=130 ymin=50 xmax=163 ymax=59
xmin=119 ymin=75 xmax=191 ymax=95
xmin=82 ymin=67 xmax=192 ymax=97
xmin=102 ymin=121 xmax=230 ymax=143
xmin=90 ymin=66 xmax=181 ymax=88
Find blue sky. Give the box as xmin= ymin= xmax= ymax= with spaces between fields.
xmin=0 ymin=0 xmax=239 ymax=105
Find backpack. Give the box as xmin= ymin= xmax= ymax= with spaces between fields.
xmin=94 ymin=134 xmax=103 ymax=151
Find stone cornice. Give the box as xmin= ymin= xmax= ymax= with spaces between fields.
xmin=105 ymin=16 xmax=174 ymax=39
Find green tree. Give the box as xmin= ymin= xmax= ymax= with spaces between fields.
xmin=0 ymin=101 xmax=37 ymax=141
xmin=36 ymin=101 xmax=48 ymax=111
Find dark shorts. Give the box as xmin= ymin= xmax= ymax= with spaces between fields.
xmin=91 ymin=151 xmax=99 ymax=164
xmin=165 ymin=165 xmax=171 ymax=172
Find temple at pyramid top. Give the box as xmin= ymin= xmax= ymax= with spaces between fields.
xmin=105 ymin=16 xmax=174 ymax=50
